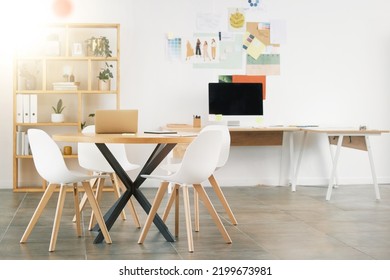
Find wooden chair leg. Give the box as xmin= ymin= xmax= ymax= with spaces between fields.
xmin=162 ymin=184 xmax=180 ymax=236
xmin=194 ymin=187 xmax=199 ymax=232
xmin=20 ymin=183 xmax=58 ymax=243
xmin=82 ymin=181 xmax=112 ymax=244
xmin=174 ymin=186 xmax=180 ymax=237
xmin=193 ymin=184 xmax=232 ymax=244
xmin=138 ymin=182 xmax=169 ymax=244
xmin=88 ymin=177 xmax=105 ymax=230
xmin=208 ymin=175 xmax=238 ymax=225
xmin=73 ymin=183 xmax=82 ymax=237
xmin=182 ymin=185 xmax=194 ymax=253
xmin=72 ymin=177 xmax=98 ymax=222
xmin=49 ymin=184 xmax=68 ymax=252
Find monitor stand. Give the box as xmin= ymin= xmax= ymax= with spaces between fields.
xmin=227 ymin=120 xmax=240 ymax=126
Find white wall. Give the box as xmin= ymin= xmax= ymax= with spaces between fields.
xmin=1 ymin=0 xmax=390 ymax=189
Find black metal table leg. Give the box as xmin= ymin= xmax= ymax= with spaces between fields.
xmin=93 ymin=142 xmax=176 ymax=243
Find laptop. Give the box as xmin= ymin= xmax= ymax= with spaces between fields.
xmin=95 ymin=109 xmax=138 ymax=134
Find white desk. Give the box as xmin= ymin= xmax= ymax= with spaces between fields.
xmin=293 ymin=128 xmax=389 ymax=200
xmin=164 ymin=125 xmax=300 ymax=187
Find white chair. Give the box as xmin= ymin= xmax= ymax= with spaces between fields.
xmin=138 ymin=129 xmax=232 ymax=252
xmin=162 ymin=125 xmax=237 ymax=236
xmin=20 ymin=129 xmax=112 ymax=252
xmin=77 ymin=125 xmax=141 ymax=230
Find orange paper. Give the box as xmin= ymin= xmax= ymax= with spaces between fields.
xmin=232 ymin=75 xmax=266 ymax=99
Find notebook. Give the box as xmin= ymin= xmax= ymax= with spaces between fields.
xmin=95 ymin=109 xmax=138 ymax=134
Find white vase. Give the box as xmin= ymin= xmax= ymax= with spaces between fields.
xmin=51 ymin=113 xmax=65 ymax=123
xmin=98 ymin=79 xmax=111 ymax=91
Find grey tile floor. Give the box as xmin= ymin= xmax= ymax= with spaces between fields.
xmin=1 ymin=184 xmax=390 ymax=260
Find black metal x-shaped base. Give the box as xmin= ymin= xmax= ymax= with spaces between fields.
xmin=92 ymin=142 xmax=176 ymax=244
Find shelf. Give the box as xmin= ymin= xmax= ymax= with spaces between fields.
xmin=16 ymin=154 xmax=78 ymax=159
xmin=16 ymin=122 xmax=79 ymax=127
xmin=16 ymin=56 xmax=118 ymax=61
xmin=16 ymin=90 xmax=118 ymax=94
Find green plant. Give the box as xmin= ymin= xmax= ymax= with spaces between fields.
xmin=97 ymin=62 xmax=114 ymax=81
xmin=86 ymin=36 xmax=112 ymax=57
xmin=52 ymin=99 xmax=65 ymax=114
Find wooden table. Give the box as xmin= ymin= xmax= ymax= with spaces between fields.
xmin=53 ymin=132 xmax=196 ymax=243
xmin=293 ymin=128 xmax=389 ymax=200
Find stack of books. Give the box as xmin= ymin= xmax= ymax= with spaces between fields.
xmin=52 ymin=82 xmax=78 ymax=91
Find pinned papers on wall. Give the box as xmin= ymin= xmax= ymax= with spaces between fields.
xmin=228 ymin=8 xmax=246 ymax=32
xmin=270 ymin=19 xmax=287 ymax=45
xmin=193 ymin=33 xmax=243 ymax=69
xmin=166 ymin=35 xmax=182 ymax=61
xmin=242 ymin=31 xmax=266 ymax=60
xmin=242 ymin=21 xmax=282 ymax=75
xmin=246 ymin=54 xmax=280 ymax=75
xmin=196 ymin=13 xmax=223 ymax=32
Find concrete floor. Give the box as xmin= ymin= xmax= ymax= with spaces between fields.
xmin=1 ymin=184 xmax=390 ymax=260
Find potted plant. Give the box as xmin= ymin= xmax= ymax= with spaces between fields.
xmin=86 ymin=36 xmax=112 ymax=57
xmin=97 ymin=62 xmax=114 ymax=91
xmin=51 ymin=99 xmax=65 ymax=123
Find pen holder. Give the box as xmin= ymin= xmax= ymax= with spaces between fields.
xmin=193 ymin=116 xmax=201 ymax=128
xmin=63 ymin=146 xmax=72 ymax=155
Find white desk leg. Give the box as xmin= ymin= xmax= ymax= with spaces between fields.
xmin=288 ymin=132 xmax=295 ymax=189
xmin=278 ymin=132 xmax=293 ymax=187
xmin=278 ymin=133 xmax=285 ymax=187
xmin=328 ymin=140 xmax=339 ymax=188
xmin=365 ymin=136 xmax=380 ymax=200
xmin=292 ymin=131 xmax=307 ymax=192
xmin=326 ymin=135 xmax=343 ymax=200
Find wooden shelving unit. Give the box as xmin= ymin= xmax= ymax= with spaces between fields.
xmin=13 ymin=23 xmax=120 ymax=192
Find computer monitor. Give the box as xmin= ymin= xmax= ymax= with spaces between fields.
xmin=208 ymin=82 xmax=263 ymax=126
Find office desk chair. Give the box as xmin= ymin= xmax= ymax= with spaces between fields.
xmin=20 ymin=129 xmax=112 ymax=252
xmin=138 ymin=129 xmax=232 ymax=252
xmin=77 ymin=125 xmax=141 ymax=230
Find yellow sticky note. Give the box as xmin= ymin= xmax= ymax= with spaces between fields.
xmin=255 ymin=116 xmax=263 ymax=124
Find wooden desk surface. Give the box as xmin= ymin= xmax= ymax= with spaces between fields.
xmin=163 ymin=125 xmax=299 ymax=146
xmin=301 ymin=127 xmax=390 ymax=135
xmin=52 ymin=132 xmax=196 ymax=144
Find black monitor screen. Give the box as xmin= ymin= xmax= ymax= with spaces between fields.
xmin=208 ymin=83 xmax=263 ymax=116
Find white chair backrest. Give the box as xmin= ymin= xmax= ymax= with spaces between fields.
xmin=28 ymin=129 xmax=71 ymax=183
xmin=201 ymin=125 xmax=230 ymax=168
xmin=78 ymin=125 xmax=129 ymax=173
xmin=171 ymin=129 xmax=223 ymax=184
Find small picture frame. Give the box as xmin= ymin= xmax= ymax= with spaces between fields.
xmin=72 ymin=42 xmax=83 ymax=56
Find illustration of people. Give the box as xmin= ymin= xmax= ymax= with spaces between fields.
xmin=211 ymin=38 xmax=216 ymax=60
xmin=195 ymin=38 xmax=201 ymax=58
xmin=186 ymin=40 xmax=194 ymax=60
xmin=203 ymin=40 xmax=211 ymax=61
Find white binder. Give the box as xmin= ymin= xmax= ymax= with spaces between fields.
xmin=16 ymin=95 xmax=24 ymax=123
xmin=16 ymin=131 xmax=23 ymax=156
xmin=30 ymin=94 xmax=38 ymax=123
xmin=23 ymin=95 xmax=30 ymax=123
xmin=24 ymin=133 xmax=30 ymax=155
